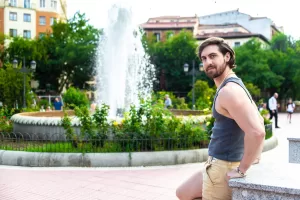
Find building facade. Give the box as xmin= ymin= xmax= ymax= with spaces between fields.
xmin=140 ymin=15 xmax=199 ymax=42
xmin=0 ymin=0 xmax=66 ymax=39
xmin=195 ymin=23 xmax=269 ymax=48
xmin=199 ymin=9 xmax=283 ymax=41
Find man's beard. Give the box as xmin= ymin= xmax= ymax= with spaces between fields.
xmin=205 ymin=60 xmax=227 ymax=79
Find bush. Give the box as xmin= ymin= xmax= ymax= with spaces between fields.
xmin=61 ymin=98 xmax=209 ymax=152
xmin=63 ymin=87 xmax=89 ymax=109
xmin=38 ymin=99 xmax=49 ymax=108
xmin=188 ymin=80 xmax=215 ymax=110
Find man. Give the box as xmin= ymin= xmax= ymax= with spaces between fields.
xmin=176 ymin=37 xmax=265 ymax=200
xmin=164 ymin=94 xmax=172 ymax=108
xmin=53 ymin=97 xmax=63 ymax=111
xmin=268 ymin=93 xmax=280 ymax=128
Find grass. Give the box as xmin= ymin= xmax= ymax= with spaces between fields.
xmin=0 ymin=140 xmax=207 ymax=153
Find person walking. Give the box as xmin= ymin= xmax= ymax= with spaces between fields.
xmin=268 ymin=93 xmax=280 ymax=128
xmin=286 ymin=98 xmax=295 ymax=123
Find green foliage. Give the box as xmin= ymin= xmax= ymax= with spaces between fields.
xmin=0 ymin=64 xmax=31 ymax=108
xmin=58 ymin=98 xmax=209 ymax=152
xmin=63 ymin=87 xmax=89 ymax=109
xmin=74 ymin=106 xmax=94 ymax=137
xmin=188 ymin=80 xmax=215 ymax=110
xmin=144 ymin=30 xmax=201 ymax=92
xmin=244 ymin=83 xmax=261 ymax=99
xmin=0 ymin=107 xmax=15 ymax=132
xmin=7 ymin=12 xmax=101 ymax=93
xmin=235 ymin=38 xmax=284 ymax=91
xmin=61 ymin=112 xmax=76 ymax=141
xmin=38 ymin=99 xmax=49 ymax=108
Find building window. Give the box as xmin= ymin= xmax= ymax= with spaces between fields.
xmin=39 ymin=16 xmax=46 ymax=25
xmin=9 ymin=0 xmax=17 ymax=7
xmin=154 ymin=33 xmax=160 ymax=42
xmin=9 ymin=29 xmax=17 ymax=37
xmin=24 ymin=0 xmax=30 ymax=8
xmin=9 ymin=12 xmax=17 ymax=21
xmin=23 ymin=13 xmax=31 ymax=22
xmin=234 ymin=42 xmax=241 ymax=47
xmin=167 ymin=32 xmax=174 ymax=39
xmin=40 ymin=0 xmax=45 ymax=8
xmin=39 ymin=33 xmax=46 ymax=38
xmin=233 ymin=28 xmax=238 ymax=32
xmin=23 ymin=30 xmax=31 ymax=39
xmin=50 ymin=17 xmax=56 ymax=25
xmin=51 ymin=0 xmax=57 ymax=9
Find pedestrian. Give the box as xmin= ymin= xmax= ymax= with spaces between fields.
xmin=286 ymin=98 xmax=295 ymax=123
xmin=176 ymin=37 xmax=265 ymax=200
xmin=268 ymin=93 xmax=280 ymax=128
xmin=164 ymin=94 xmax=172 ymax=109
xmin=53 ymin=97 xmax=63 ymax=111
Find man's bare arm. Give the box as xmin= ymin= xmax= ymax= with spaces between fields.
xmin=218 ymin=82 xmax=265 ymax=173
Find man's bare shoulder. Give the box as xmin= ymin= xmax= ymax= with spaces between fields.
xmin=218 ymin=82 xmax=250 ymax=107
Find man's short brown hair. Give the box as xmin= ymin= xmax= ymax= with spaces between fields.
xmin=196 ymin=37 xmax=236 ymax=69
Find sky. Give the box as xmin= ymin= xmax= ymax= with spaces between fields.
xmin=67 ymin=0 xmax=300 ymax=40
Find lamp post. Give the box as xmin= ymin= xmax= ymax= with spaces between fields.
xmin=13 ymin=57 xmax=36 ymax=108
xmin=183 ymin=60 xmax=204 ymax=110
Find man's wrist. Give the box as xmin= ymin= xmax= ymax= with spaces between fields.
xmin=238 ymin=165 xmax=247 ymax=174
xmin=236 ymin=166 xmax=246 ymax=177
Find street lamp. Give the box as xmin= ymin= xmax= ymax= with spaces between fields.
xmin=13 ymin=57 xmax=37 ymax=108
xmin=183 ymin=60 xmax=204 ymax=110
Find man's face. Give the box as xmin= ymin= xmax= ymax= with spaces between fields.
xmin=200 ymin=45 xmax=229 ymax=79
xmin=275 ymin=93 xmax=278 ymax=98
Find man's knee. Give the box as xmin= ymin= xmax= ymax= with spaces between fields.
xmin=176 ymin=186 xmax=193 ymax=200
xmin=176 ymin=187 xmax=185 ymax=200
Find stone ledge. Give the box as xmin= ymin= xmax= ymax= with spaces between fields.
xmin=229 ymin=163 xmax=300 ymax=199
xmin=0 ymin=135 xmax=277 ymax=167
xmin=288 ymin=135 xmax=300 ymax=164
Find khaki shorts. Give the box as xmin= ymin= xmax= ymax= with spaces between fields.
xmin=202 ymin=156 xmax=240 ymax=200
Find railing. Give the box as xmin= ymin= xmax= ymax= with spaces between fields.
xmin=0 ymin=132 xmax=208 ymax=153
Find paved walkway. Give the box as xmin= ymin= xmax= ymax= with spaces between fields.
xmin=0 ymin=113 xmax=298 ymax=200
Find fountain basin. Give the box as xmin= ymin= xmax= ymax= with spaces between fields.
xmin=11 ymin=111 xmax=81 ymax=140
xmin=10 ymin=111 xmax=210 ymax=141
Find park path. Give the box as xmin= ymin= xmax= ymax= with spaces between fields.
xmin=0 ymin=113 xmax=297 ymax=200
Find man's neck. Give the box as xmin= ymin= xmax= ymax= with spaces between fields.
xmin=214 ymin=68 xmax=235 ymax=88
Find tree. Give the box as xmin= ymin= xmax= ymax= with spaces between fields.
xmin=35 ymin=12 xmax=101 ymax=93
xmin=187 ymin=80 xmax=215 ymax=110
xmin=144 ymin=30 xmax=202 ymax=92
xmin=0 ymin=64 xmax=31 ymax=107
xmin=234 ymin=38 xmax=284 ymax=95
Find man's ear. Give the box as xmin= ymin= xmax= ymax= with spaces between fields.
xmin=225 ymin=52 xmax=230 ymax=62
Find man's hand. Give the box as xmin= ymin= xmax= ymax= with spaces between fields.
xmin=272 ymin=110 xmax=275 ymax=113
xmin=226 ymin=169 xmax=244 ymax=181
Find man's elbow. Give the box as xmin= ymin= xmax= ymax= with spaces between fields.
xmin=253 ymin=129 xmax=265 ymax=141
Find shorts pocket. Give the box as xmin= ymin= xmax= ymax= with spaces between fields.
xmin=205 ymin=162 xmax=223 ymax=185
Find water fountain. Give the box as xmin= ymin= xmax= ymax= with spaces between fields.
xmin=10 ymin=3 xmax=156 ymax=139
xmin=96 ymin=4 xmax=155 ymax=117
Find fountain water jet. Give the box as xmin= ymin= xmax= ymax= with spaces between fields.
xmin=96 ymin=4 xmax=155 ymax=117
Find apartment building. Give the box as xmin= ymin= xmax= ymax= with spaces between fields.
xmin=0 ymin=0 xmax=67 ymax=39
xmin=140 ymin=15 xmax=199 ymax=42
xmin=141 ymin=10 xmax=282 ymax=49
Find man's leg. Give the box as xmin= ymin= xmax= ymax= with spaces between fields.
xmin=269 ymin=110 xmax=273 ymax=120
xmin=202 ymin=158 xmax=239 ymax=200
xmin=274 ymin=110 xmax=279 ymax=127
xmin=176 ymin=170 xmax=203 ymax=200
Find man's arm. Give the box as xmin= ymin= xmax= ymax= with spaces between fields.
xmin=218 ymin=82 xmax=265 ymax=173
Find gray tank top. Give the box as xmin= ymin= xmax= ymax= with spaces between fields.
xmin=208 ymin=77 xmax=253 ymax=162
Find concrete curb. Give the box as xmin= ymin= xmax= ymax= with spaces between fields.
xmin=0 ymin=136 xmax=278 ymax=167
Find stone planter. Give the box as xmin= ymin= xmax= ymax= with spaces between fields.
xmin=288 ymin=137 xmax=300 ymax=164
